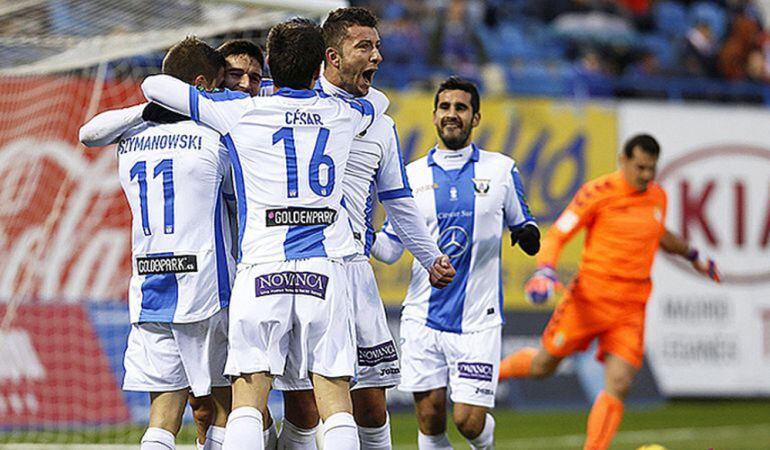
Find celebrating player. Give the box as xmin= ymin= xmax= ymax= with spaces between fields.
xmin=499 ymin=134 xmax=721 ymax=450
xmin=217 ymin=39 xmax=265 ymax=96
xmin=371 ymin=76 xmax=539 ymax=450
xmin=79 ymin=38 xmax=235 ymax=450
xmin=141 ymin=18 xmax=391 ymax=450
xmin=273 ymin=8 xmax=455 ymax=450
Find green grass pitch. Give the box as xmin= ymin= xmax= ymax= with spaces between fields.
xmin=2 ymin=400 xmax=769 ymax=449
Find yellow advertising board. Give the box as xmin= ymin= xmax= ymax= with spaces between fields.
xmin=371 ymin=92 xmax=618 ymax=309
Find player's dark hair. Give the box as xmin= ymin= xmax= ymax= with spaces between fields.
xmin=217 ymin=39 xmax=265 ymax=68
xmin=322 ymin=7 xmax=379 ymax=51
xmin=266 ymin=18 xmax=325 ymax=89
xmin=623 ymin=134 xmax=660 ymax=159
xmin=434 ymin=76 xmax=480 ymax=115
xmin=162 ymin=37 xmax=224 ymax=85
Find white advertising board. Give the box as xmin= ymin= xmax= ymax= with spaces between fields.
xmin=619 ymin=101 xmax=770 ymax=396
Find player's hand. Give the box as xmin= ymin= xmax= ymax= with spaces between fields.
xmin=143 ymin=102 xmax=187 ymax=124
xmin=524 ymin=265 xmax=560 ymax=305
xmin=429 ymin=255 xmax=456 ymax=289
xmin=687 ymin=249 xmax=721 ymax=283
xmin=511 ymin=224 xmax=540 ymax=256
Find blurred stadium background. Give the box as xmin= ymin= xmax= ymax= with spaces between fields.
xmin=1 ymin=0 xmax=770 ymax=448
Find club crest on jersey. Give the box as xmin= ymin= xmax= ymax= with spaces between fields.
xmin=449 ymin=186 xmax=458 ymax=201
xmin=254 ymin=271 xmax=329 ymax=299
xmin=472 ymin=178 xmax=490 ymax=196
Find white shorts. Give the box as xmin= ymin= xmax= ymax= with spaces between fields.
xmin=398 ymin=319 xmax=501 ymax=408
xmin=225 ymin=258 xmax=356 ymax=380
xmin=274 ymin=259 xmax=399 ymax=391
xmin=123 ymin=308 xmax=229 ymax=397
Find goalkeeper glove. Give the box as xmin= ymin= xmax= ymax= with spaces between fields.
xmin=686 ymin=248 xmax=721 ymax=282
xmin=524 ymin=265 xmax=560 ymax=305
xmin=511 ymin=224 xmax=540 ymax=256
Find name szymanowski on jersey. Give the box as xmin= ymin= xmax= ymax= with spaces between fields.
xmin=382 ymin=145 xmax=536 ymax=333
xmin=117 ymin=120 xmax=235 ymax=324
xmin=140 ymin=75 xmax=388 ymax=264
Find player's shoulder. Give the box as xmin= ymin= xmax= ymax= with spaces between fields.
xmin=358 ymin=113 xmax=395 ymax=140
xmin=405 ymin=153 xmax=431 ymax=174
xmin=574 ymin=172 xmax=622 ymax=204
xmin=646 ymin=181 xmax=667 ymax=202
xmin=476 ymin=148 xmax=516 ymax=170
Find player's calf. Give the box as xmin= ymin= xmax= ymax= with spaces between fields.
xmin=352 ymin=387 xmax=391 ymax=449
xmin=312 ymin=374 xmax=358 ymax=449
xmin=413 ymin=389 xmax=448 ymax=436
xmin=223 ymin=372 xmax=272 ymax=450
xmin=452 ymin=404 xmax=494 ymax=450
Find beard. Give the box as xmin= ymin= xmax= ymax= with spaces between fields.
xmin=437 ymin=120 xmax=472 ymax=150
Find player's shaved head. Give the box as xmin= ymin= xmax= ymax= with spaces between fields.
xmin=322 ymin=7 xmax=378 ymax=52
xmin=266 ymin=18 xmax=325 ymax=90
xmin=162 ymin=37 xmax=224 ymax=87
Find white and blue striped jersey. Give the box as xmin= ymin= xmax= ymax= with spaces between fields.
xmin=116 ymin=120 xmax=235 ymax=324
xmin=141 ymin=75 xmax=388 ymax=265
xmin=378 ymin=144 xmax=536 ymax=333
xmin=316 ymin=77 xmax=412 ymax=258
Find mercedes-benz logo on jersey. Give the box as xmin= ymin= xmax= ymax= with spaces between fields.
xmin=439 ymin=226 xmax=469 ymax=259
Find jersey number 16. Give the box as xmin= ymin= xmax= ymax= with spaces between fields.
xmin=273 ymin=127 xmax=334 ymax=198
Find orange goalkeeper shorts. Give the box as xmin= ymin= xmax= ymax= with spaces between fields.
xmin=541 ymin=277 xmax=648 ymax=369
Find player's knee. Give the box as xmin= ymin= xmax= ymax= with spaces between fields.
xmin=352 ymin=404 xmax=387 ymax=427
xmin=452 ymin=409 xmax=485 ymax=439
xmin=415 ymin=404 xmax=446 ymax=435
xmin=530 ymin=358 xmax=558 ymax=378
xmin=605 ymin=372 xmax=635 ymax=399
xmin=351 ymin=388 xmax=387 ymax=427
xmin=284 ymin=391 xmax=320 ymax=429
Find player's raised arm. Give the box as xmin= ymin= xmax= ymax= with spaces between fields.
xmin=141 ymin=74 xmax=251 ymax=135
xmin=79 ymin=104 xmax=146 ymax=147
xmin=504 ymin=163 xmax=540 ymax=256
xmin=660 ymin=228 xmax=721 ymax=282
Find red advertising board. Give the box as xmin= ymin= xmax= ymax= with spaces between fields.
xmin=0 ymin=305 xmax=130 ymax=425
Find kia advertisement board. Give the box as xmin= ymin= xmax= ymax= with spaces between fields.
xmin=619 ymin=102 xmax=770 ymax=396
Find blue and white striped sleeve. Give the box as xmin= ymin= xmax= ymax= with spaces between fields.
xmin=376 ymin=123 xmax=412 ymax=201
xmin=141 ymin=74 xmax=251 ymax=134
xmin=504 ymin=163 xmax=537 ymax=230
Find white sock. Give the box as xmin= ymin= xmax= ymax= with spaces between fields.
xmin=277 ymin=419 xmax=318 ymax=449
xmin=468 ymin=414 xmax=494 ymax=450
xmin=264 ymin=419 xmax=278 ymax=450
xmin=204 ymin=425 xmax=226 ymax=450
xmin=141 ymin=427 xmax=175 ymax=450
xmin=417 ymin=431 xmax=452 ymax=450
xmin=357 ymin=413 xmax=391 ymax=450
xmin=223 ymin=407 xmax=263 ymax=450
xmin=197 ymin=438 xmax=205 ymax=450
xmin=323 ymin=412 xmax=359 ymax=450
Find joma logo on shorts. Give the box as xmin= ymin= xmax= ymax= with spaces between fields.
xmin=254 ymin=271 xmax=329 ymax=300
xmin=379 ymin=367 xmax=400 ymax=376
xmin=457 ymin=362 xmax=493 ymax=382
xmin=358 ymin=341 xmax=398 ymax=367
xmin=475 ymin=387 xmax=494 ymax=396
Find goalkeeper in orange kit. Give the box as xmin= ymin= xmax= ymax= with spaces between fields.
xmin=499 ymin=134 xmax=720 ymax=450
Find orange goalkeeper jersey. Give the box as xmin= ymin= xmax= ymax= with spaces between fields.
xmin=538 ymin=171 xmax=667 ymax=303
